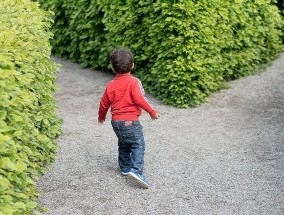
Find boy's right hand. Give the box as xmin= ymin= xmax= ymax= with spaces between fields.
xmin=151 ymin=113 xmax=160 ymax=120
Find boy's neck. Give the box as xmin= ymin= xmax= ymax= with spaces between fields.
xmin=116 ymin=72 xmax=131 ymax=75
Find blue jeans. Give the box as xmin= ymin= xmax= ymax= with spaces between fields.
xmin=111 ymin=120 xmax=145 ymax=173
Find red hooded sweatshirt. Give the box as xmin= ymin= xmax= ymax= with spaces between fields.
xmin=98 ymin=73 xmax=157 ymax=121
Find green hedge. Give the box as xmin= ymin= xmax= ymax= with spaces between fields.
xmin=40 ymin=0 xmax=283 ymax=107
xmin=0 ymin=0 xmax=61 ymax=214
xmin=276 ymin=0 xmax=284 ymax=42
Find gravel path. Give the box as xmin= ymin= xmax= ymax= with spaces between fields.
xmin=38 ymin=54 xmax=284 ymax=215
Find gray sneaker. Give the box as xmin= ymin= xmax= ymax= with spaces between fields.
xmin=128 ymin=172 xmax=149 ymax=189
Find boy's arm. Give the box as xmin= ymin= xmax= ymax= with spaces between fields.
xmin=98 ymin=90 xmax=110 ymax=123
xmin=131 ymin=79 xmax=159 ymax=118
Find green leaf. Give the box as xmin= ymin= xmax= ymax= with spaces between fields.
xmin=26 ymin=201 xmax=38 ymax=209
xmin=16 ymin=161 xmax=27 ymax=172
xmin=0 ymin=157 xmax=16 ymax=171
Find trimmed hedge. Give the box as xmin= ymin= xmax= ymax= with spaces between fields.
xmin=40 ymin=0 xmax=283 ymax=107
xmin=276 ymin=0 xmax=284 ymax=42
xmin=0 ymin=0 xmax=61 ymax=214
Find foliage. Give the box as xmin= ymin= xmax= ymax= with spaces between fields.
xmin=40 ymin=0 xmax=283 ymax=107
xmin=275 ymin=0 xmax=284 ymax=42
xmin=0 ymin=0 xmax=61 ymax=214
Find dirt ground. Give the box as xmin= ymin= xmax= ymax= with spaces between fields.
xmin=37 ymin=53 xmax=284 ymax=215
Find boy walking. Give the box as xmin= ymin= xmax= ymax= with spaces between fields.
xmin=98 ymin=48 xmax=159 ymax=189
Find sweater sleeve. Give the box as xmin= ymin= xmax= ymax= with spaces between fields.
xmin=131 ymin=78 xmax=158 ymax=117
xmin=98 ymin=89 xmax=110 ymax=121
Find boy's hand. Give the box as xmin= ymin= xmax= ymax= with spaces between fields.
xmin=151 ymin=113 xmax=160 ymax=120
xmin=98 ymin=119 xmax=105 ymax=124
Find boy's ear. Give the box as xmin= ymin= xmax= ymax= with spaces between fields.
xmin=111 ymin=66 xmax=115 ymax=72
xmin=131 ymin=63 xmax=135 ymax=69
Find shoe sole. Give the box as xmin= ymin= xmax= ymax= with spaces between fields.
xmin=121 ymin=172 xmax=129 ymax=176
xmin=128 ymin=172 xmax=149 ymax=189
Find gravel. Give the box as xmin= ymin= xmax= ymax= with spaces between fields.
xmin=37 ymin=53 xmax=284 ymax=215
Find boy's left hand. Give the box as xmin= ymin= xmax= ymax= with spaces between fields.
xmin=98 ymin=119 xmax=105 ymax=124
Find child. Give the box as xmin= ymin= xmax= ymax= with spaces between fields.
xmin=98 ymin=48 xmax=159 ymax=189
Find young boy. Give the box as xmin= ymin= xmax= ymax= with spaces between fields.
xmin=98 ymin=48 xmax=159 ymax=189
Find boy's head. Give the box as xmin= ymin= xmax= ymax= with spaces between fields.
xmin=109 ymin=48 xmax=134 ymax=74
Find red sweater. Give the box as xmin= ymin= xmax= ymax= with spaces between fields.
xmin=98 ymin=73 xmax=157 ymax=121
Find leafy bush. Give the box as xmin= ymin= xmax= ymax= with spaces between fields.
xmin=0 ymin=0 xmax=61 ymax=214
xmin=40 ymin=0 xmax=283 ymax=107
xmin=275 ymin=0 xmax=284 ymax=42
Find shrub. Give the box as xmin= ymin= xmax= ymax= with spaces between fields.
xmin=40 ymin=0 xmax=283 ymax=107
xmin=0 ymin=0 xmax=61 ymax=214
xmin=275 ymin=0 xmax=284 ymax=42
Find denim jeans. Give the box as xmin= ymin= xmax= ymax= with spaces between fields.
xmin=111 ymin=120 xmax=145 ymax=173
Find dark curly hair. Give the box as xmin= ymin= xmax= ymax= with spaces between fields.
xmin=109 ymin=48 xmax=134 ymax=74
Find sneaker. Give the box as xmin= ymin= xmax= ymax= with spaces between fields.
xmin=128 ymin=172 xmax=149 ymax=189
xmin=121 ymin=169 xmax=131 ymax=176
